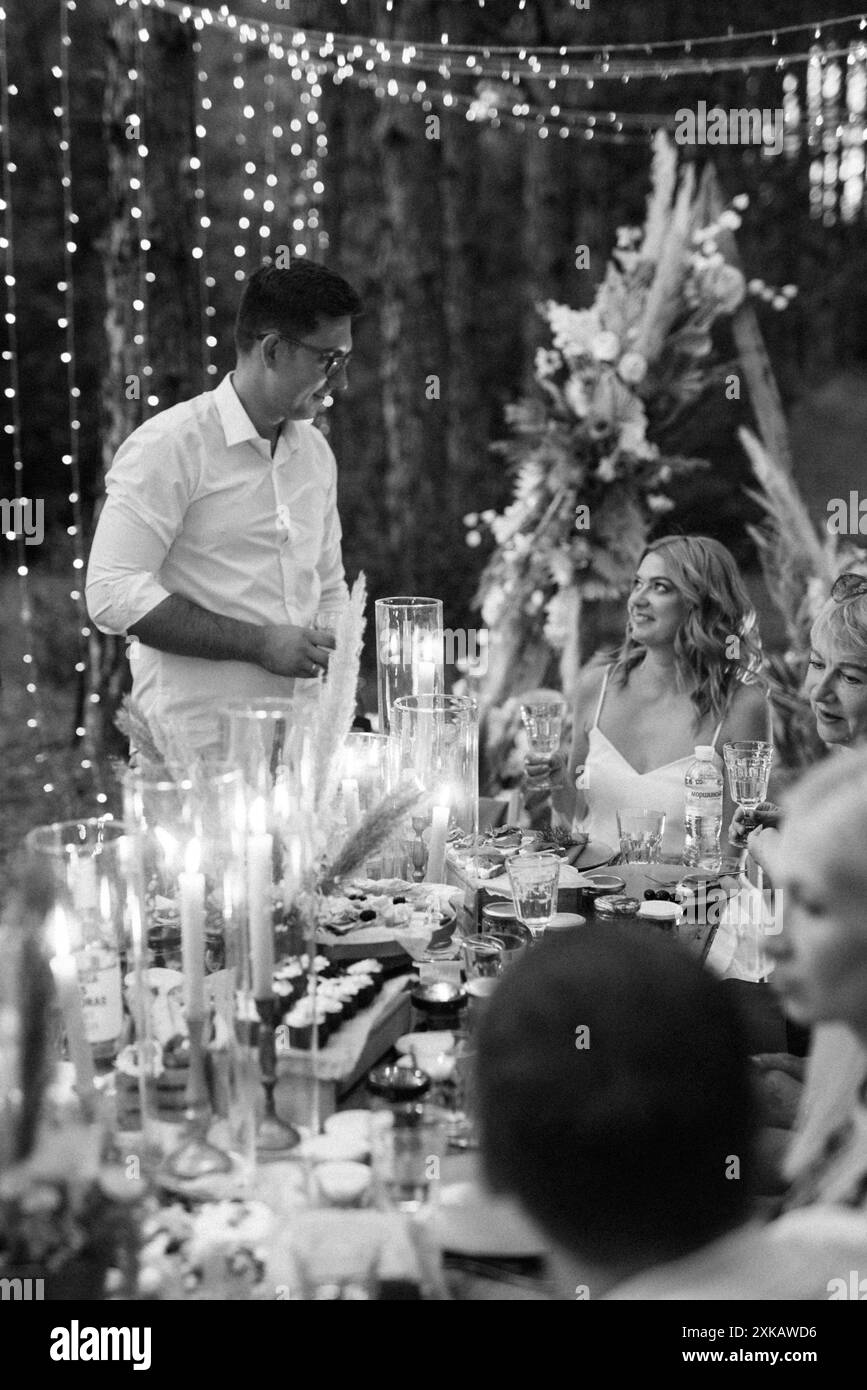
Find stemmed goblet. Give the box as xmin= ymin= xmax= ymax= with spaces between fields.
xmin=521 ymin=700 xmax=565 ymax=791
xmin=723 ymin=741 xmax=774 ymax=837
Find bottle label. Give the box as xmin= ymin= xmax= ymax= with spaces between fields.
xmin=685 ymin=788 xmax=723 ymax=807
xmin=76 ymin=948 xmax=123 ymax=1044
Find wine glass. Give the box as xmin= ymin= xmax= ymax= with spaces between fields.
xmin=521 ymin=700 xmax=565 ymax=791
xmin=723 ymin=741 xmax=773 ymax=837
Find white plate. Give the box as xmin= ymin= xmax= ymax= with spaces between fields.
xmin=429 ymin=1182 xmax=547 ymax=1259
xmin=395 ymin=1031 xmax=455 ymax=1057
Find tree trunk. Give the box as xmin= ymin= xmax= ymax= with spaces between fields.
xmin=374 ymin=42 xmax=449 ymax=596
xmin=86 ymin=11 xmax=197 ymax=764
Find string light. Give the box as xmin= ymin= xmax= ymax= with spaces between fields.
xmin=841 ymin=43 xmax=867 ymax=222
xmin=0 ymin=6 xmax=57 ymax=798
xmin=233 ymin=34 xmax=251 ymax=281
xmin=129 ymin=1 xmax=867 ymax=82
xmin=56 ymin=0 xmax=106 ymax=803
xmin=190 ymin=25 xmax=218 ymax=380
xmin=131 ymin=0 xmax=157 ymax=413
xmin=259 ymin=38 xmax=277 ymax=255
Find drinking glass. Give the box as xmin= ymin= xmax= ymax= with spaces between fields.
xmin=520 ymin=700 xmax=565 ymax=791
xmin=616 ymin=808 xmax=666 ymax=864
xmin=441 ymin=1041 xmax=479 ymax=1151
xmin=369 ymin=1108 xmax=449 ymax=1214
xmin=506 ymin=853 xmax=561 ymax=939
xmin=460 ymin=934 xmax=505 ymax=980
xmin=723 ymin=742 xmax=773 ymax=833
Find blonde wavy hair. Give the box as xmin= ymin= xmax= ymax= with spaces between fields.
xmin=613 ymin=535 xmax=765 ymax=724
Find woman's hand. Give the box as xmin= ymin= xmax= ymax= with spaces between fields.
xmin=750 ymin=1052 xmax=806 ymax=1129
xmin=524 ymin=751 xmax=568 ymax=791
xmin=727 ymin=800 xmax=784 ymax=848
xmin=745 ymin=824 xmax=782 ymax=876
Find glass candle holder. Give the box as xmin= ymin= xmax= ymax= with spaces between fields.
xmin=375 ymin=597 xmax=444 ymax=735
xmin=121 ymin=766 xmax=256 ymax=1192
xmin=390 ymin=694 xmax=479 ymax=886
xmin=336 ymin=732 xmax=397 ymax=879
xmin=26 ymin=818 xmax=129 ymax=1075
xmin=219 ymin=700 xmax=318 ymax=917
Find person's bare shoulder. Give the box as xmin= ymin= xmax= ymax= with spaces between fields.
xmin=572 ymin=657 xmax=612 ymax=726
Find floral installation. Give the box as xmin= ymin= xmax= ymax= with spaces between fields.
xmin=465 ymin=133 xmax=794 ymax=784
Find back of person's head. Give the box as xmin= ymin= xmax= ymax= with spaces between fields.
xmin=234 ymin=260 xmax=362 ymax=355
xmin=476 ymin=925 xmax=756 ymax=1269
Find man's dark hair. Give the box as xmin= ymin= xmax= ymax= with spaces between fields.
xmin=235 ymin=260 xmax=362 ymax=354
xmin=476 ymin=925 xmax=757 ymax=1269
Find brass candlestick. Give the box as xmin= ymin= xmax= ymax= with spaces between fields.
xmin=255 ymin=995 xmax=300 ymax=1155
xmin=162 ymin=1015 xmax=232 ymax=1182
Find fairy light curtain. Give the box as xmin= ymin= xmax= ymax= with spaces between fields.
xmin=0 ymin=5 xmax=54 ymax=798
xmin=130 ymin=3 xmax=867 ymax=205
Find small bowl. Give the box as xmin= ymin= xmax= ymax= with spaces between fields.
xmin=324 ymin=1109 xmax=374 ymax=1140
xmin=395 ymin=1031 xmax=456 ymax=1057
xmin=314 ymin=1161 xmax=371 ymax=1207
xmin=299 ymin=1131 xmax=370 ymax=1165
xmin=638 ymin=900 xmax=683 ymax=931
xmin=411 ymin=981 xmax=468 ymax=1014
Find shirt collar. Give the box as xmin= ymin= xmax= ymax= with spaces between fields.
xmin=214 ymin=374 xmax=300 ymax=455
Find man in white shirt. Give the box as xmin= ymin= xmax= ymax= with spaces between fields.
xmin=86 ymin=261 xmax=361 ymax=753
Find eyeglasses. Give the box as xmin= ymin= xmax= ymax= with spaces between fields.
xmin=256 ymin=331 xmax=352 ymax=381
xmin=831 ymin=573 xmax=867 ymax=602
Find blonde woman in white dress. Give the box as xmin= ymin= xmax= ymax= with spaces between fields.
xmin=533 ymin=535 xmax=768 ymax=843
xmin=528 ymin=534 xmax=773 ymax=980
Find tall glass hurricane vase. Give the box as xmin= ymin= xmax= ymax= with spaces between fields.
xmin=389 ymin=695 xmax=479 ymax=886
xmin=121 ymin=766 xmax=256 ymax=1193
xmin=375 ymin=598 xmax=444 ymax=736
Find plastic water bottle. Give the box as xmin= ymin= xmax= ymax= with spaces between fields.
xmin=683 ymin=746 xmax=724 ymax=867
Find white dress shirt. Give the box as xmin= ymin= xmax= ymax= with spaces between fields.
xmin=86 ymin=373 xmax=348 ymax=752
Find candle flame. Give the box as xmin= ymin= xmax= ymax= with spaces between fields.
xmin=98 ymin=873 xmax=112 ymax=921
xmin=250 ymin=796 xmax=267 ymax=836
xmin=154 ymin=826 xmax=178 ymax=862
xmin=184 ymin=838 xmax=202 ymax=876
xmin=273 ymin=779 xmax=290 ymax=820
xmin=49 ymin=904 xmax=72 ymax=960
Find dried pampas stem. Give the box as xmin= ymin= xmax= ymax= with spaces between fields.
xmin=312 ymin=573 xmax=367 ymax=820
xmin=319 ymin=783 xmax=423 ymax=896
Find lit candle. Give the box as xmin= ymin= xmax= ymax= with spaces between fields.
xmin=424 ymin=803 xmax=451 ymax=883
xmin=179 ymin=838 xmax=206 ymax=1019
xmin=71 ymin=855 xmax=98 ymax=916
xmin=273 ymin=775 xmax=291 ymax=822
xmin=248 ymin=798 xmax=275 ymax=999
xmin=48 ymin=905 xmax=96 ymax=1111
xmin=341 ymin=777 xmax=360 ymax=833
xmin=415 ymin=660 xmax=436 ymax=698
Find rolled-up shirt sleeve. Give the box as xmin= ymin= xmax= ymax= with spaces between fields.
xmin=86 ymin=430 xmax=195 ymax=635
